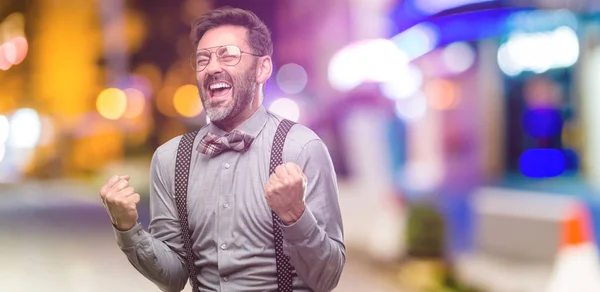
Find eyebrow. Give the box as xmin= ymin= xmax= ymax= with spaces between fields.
xmin=196 ymin=44 xmax=234 ymax=53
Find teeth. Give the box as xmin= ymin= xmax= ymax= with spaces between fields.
xmin=209 ymin=83 xmax=231 ymax=90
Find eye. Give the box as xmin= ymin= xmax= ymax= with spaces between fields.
xmin=197 ymin=57 xmax=209 ymax=66
xmin=220 ymin=55 xmax=236 ymax=61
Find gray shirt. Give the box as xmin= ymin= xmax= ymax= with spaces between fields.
xmin=114 ymin=106 xmax=345 ymax=292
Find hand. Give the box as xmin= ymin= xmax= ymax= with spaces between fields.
xmin=99 ymin=175 xmax=140 ymax=231
xmin=264 ymin=162 xmax=307 ymax=225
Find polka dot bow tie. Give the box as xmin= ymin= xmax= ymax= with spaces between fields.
xmin=197 ymin=129 xmax=255 ymax=157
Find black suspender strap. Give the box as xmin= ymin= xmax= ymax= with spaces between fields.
xmin=268 ymin=119 xmax=296 ymax=292
xmin=174 ymin=130 xmax=201 ymax=291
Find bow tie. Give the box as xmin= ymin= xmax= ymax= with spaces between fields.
xmin=197 ymin=129 xmax=255 ymax=157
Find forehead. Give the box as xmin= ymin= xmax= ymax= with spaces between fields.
xmin=197 ymin=25 xmax=249 ymax=51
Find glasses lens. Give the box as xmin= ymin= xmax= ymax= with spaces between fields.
xmin=191 ymin=46 xmax=244 ymax=71
xmin=217 ymin=45 xmax=241 ymax=66
xmin=192 ymin=50 xmax=211 ymax=71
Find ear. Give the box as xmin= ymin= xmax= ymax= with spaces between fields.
xmin=255 ymin=56 xmax=272 ymax=84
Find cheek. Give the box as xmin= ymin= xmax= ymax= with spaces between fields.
xmin=228 ymin=72 xmax=243 ymax=86
xmin=239 ymin=69 xmax=255 ymax=84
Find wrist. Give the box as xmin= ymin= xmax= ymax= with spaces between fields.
xmin=280 ymin=203 xmax=305 ymax=226
xmin=115 ymin=221 xmax=136 ymax=232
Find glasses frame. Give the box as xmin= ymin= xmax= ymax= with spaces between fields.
xmin=189 ymin=45 xmax=262 ymax=72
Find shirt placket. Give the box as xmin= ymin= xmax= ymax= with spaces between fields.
xmin=217 ymin=154 xmax=235 ymax=290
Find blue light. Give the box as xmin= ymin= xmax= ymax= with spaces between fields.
xmin=413 ymin=0 xmax=496 ymax=15
xmin=506 ymin=9 xmax=578 ymax=33
xmin=388 ymin=0 xmax=505 ymax=35
xmin=562 ymin=148 xmax=579 ymax=173
xmin=389 ymin=0 xmax=430 ymax=35
xmin=388 ymin=7 xmax=529 ymax=59
xmin=522 ymin=108 xmax=563 ymax=138
xmin=391 ymin=22 xmax=439 ymax=60
xmin=430 ymin=8 xmax=527 ymax=46
xmin=519 ymin=148 xmax=566 ymax=178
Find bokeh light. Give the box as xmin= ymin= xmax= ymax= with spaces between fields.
xmin=379 ymin=64 xmax=423 ymax=100
xmin=97 ymin=88 xmax=128 ymax=120
xmin=553 ymin=26 xmax=580 ymax=66
xmin=395 ymin=93 xmax=428 ymax=122
xmin=328 ymin=43 xmax=365 ymax=91
xmin=276 ymin=63 xmax=308 ymax=95
xmin=122 ymin=88 xmax=146 ymax=119
xmin=0 ymin=12 xmax=28 ymax=71
xmin=442 ymin=42 xmax=476 ymax=74
xmin=0 ymin=44 xmax=13 ymax=70
xmin=269 ymin=98 xmax=300 ymax=122
xmin=9 ymin=36 xmax=28 ymax=65
xmin=173 ymin=84 xmax=203 ymax=118
xmin=0 ymin=144 xmax=5 ymax=163
xmin=391 ymin=22 xmax=439 ymax=61
xmin=507 ymin=9 xmax=578 ymax=33
xmin=425 ymin=79 xmax=461 ymax=110
xmin=498 ymin=26 xmax=579 ymax=76
xmin=7 ymin=108 xmax=41 ymax=148
xmin=361 ymin=39 xmax=410 ymax=83
xmin=2 ymin=41 xmax=17 ymax=64
xmin=520 ymin=148 xmax=566 ymax=178
xmin=0 ymin=115 xmax=9 ymax=144
xmin=497 ymin=44 xmax=520 ymax=76
xmin=328 ymin=39 xmax=410 ymax=92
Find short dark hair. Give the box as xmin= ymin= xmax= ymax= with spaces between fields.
xmin=190 ymin=6 xmax=273 ymax=57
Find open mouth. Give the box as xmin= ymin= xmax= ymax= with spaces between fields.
xmin=208 ymin=81 xmax=232 ymax=99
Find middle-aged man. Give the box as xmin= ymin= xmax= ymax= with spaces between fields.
xmin=99 ymin=6 xmax=345 ymax=292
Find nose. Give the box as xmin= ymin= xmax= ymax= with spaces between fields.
xmin=205 ymin=53 xmax=222 ymax=75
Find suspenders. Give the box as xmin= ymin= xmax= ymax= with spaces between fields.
xmin=173 ymin=128 xmax=201 ymax=291
xmin=174 ymin=119 xmax=296 ymax=291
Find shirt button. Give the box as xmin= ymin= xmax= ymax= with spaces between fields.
xmin=221 ymin=243 xmax=227 ymax=250
xmin=224 ymin=163 xmax=230 ymax=169
xmin=223 ymin=203 xmax=229 ymax=208
xmin=223 ymin=276 xmax=228 ymax=282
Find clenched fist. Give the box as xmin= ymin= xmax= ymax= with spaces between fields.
xmin=264 ymin=162 xmax=307 ymax=225
xmin=99 ymin=175 xmax=140 ymax=231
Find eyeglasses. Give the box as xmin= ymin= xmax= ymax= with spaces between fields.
xmin=190 ymin=45 xmax=262 ymax=72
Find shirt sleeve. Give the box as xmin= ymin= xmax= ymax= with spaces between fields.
xmin=113 ymin=150 xmax=189 ymax=292
xmin=280 ymin=139 xmax=346 ymax=292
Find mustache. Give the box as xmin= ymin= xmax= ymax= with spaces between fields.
xmin=204 ymin=73 xmax=233 ymax=90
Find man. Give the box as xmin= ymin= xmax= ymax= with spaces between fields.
xmin=98 ymin=6 xmax=345 ymax=292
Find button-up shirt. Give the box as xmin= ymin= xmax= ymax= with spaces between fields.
xmin=114 ymin=106 xmax=345 ymax=292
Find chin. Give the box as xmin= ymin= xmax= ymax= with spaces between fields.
xmin=206 ymin=108 xmax=233 ymax=122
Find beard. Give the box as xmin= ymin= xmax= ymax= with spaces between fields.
xmin=198 ymin=65 xmax=257 ymax=123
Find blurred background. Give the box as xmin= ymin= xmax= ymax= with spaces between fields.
xmin=2 ymin=0 xmax=600 ymax=291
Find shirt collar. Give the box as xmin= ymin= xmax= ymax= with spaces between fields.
xmin=206 ymin=105 xmax=268 ymax=139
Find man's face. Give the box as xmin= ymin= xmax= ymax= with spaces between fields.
xmin=196 ymin=25 xmax=257 ymax=123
